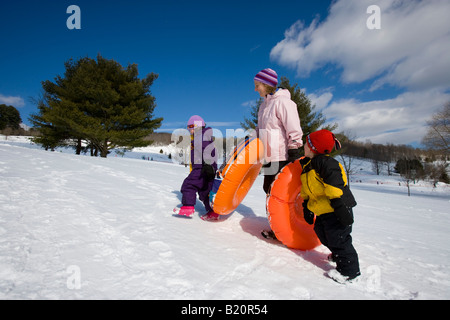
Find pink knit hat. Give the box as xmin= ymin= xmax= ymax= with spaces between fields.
xmin=254 ymin=68 xmax=278 ymax=87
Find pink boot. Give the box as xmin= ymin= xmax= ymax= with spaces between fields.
xmin=173 ymin=206 xmax=195 ymax=217
xmin=201 ymin=211 xmax=220 ymax=221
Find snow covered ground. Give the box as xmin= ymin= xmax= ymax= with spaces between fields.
xmin=1 ymin=136 xmax=449 ymax=300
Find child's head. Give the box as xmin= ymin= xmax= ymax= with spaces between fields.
xmin=254 ymin=68 xmax=278 ymax=97
xmin=187 ymin=115 xmax=205 ymax=134
xmin=305 ymin=129 xmax=342 ymax=157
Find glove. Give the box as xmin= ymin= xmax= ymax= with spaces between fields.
xmin=302 ymin=201 xmax=315 ymax=225
xmin=288 ymin=148 xmax=302 ymax=162
xmin=330 ymin=198 xmax=354 ymax=226
xmin=201 ymin=163 xmax=215 ymax=181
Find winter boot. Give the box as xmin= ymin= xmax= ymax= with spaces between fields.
xmin=261 ymin=229 xmax=278 ymax=240
xmin=201 ymin=211 xmax=220 ymax=221
xmin=173 ymin=206 xmax=195 ymax=218
xmin=327 ymin=253 xmax=337 ymax=263
xmin=326 ymin=269 xmax=360 ymax=284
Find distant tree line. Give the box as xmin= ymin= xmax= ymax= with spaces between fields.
xmin=0 ymin=126 xmax=40 ymax=137
xmin=336 ymin=101 xmax=449 ymax=185
xmin=338 ymin=137 xmax=449 ymax=184
xmin=145 ymin=132 xmax=172 ymax=145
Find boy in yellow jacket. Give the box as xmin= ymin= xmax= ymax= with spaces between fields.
xmin=300 ymin=130 xmax=360 ymax=283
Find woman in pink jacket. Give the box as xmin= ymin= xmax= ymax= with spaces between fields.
xmin=254 ymin=68 xmax=303 ymax=193
xmin=254 ymin=68 xmax=304 ymax=239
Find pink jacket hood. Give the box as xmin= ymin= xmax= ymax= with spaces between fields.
xmin=257 ymin=88 xmax=303 ymax=163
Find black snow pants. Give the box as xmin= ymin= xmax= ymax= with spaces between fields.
xmin=314 ymin=212 xmax=360 ymax=278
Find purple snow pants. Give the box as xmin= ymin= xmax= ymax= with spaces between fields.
xmin=180 ymin=167 xmax=214 ymax=212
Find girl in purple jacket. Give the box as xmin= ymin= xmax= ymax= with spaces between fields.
xmin=174 ymin=115 xmax=219 ymax=221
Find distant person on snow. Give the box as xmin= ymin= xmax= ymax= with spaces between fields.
xmin=300 ymin=129 xmax=360 ymax=283
xmin=174 ymin=115 xmax=219 ymax=221
xmin=253 ymin=68 xmax=303 ymax=239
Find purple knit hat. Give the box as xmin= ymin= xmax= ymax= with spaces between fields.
xmin=187 ymin=115 xmax=205 ymax=128
xmin=254 ymin=68 xmax=278 ymax=87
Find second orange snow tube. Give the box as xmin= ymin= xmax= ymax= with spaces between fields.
xmin=266 ymin=160 xmax=321 ymax=250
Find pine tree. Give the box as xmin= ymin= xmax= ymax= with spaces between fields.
xmin=279 ymin=77 xmax=337 ymax=137
xmin=240 ymin=98 xmax=262 ymax=130
xmin=30 ymin=55 xmax=163 ymax=157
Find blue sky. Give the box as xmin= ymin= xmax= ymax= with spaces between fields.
xmin=1 ymin=0 xmax=449 ymax=146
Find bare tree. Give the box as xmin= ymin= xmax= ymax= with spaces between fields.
xmin=336 ymin=131 xmax=362 ymax=187
xmin=422 ymin=102 xmax=450 ymax=154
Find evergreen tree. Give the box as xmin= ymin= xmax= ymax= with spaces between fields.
xmin=394 ymin=158 xmax=425 ymax=179
xmin=241 ymin=76 xmax=336 ymax=146
xmin=279 ymin=76 xmax=337 ymax=137
xmin=240 ymin=98 xmax=262 ymax=130
xmin=0 ymin=104 xmax=22 ymax=130
xmin=30 ymin=55 xmax=163 ymax=157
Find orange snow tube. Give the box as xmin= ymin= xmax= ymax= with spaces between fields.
xmin=266 ymin=160 xmax=321 ymax=250
xmin=211 ymin=137 xmax=264 ymax=215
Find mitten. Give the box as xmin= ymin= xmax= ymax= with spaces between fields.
xmin=288 ymin=148 xmax=302 ymax=162
xmin=330 ymin=198 xmax=354 ymax=226
xmin=302 ymin=200 xmax=315 ymax=225
xmin=201 ymin=163 xmax=215 ymax=181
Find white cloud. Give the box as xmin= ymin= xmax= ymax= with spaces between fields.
xmin=308 ymin=91 xmax=333 ymax=110
xmin=241 ymin=100 xmax=258 ymax=108
xmin=271 ymin=0 xmax=450 ymax=146
xmin=321 ymin=89 xmax=450 ymax=145
xmin=271 ymin=0 xmax=450 ymax=91
xmin=0 ymin=94 xmax=25 ymax=107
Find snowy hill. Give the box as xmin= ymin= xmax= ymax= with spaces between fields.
xmin=1 ymin=136 xmax=449 ymax=300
